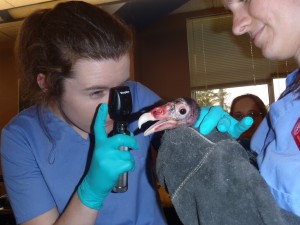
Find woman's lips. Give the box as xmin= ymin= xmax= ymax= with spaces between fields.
xmin=252 ymin=26 xmax=265 ymax=46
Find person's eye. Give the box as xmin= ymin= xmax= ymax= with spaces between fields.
xmin=247 ymin=111 xmax=262 ymax=119
xmin=232 ymin=113 xmax=244 ymax=121
xmin=89 ymin=90 xmax=105 ymax=98
xmin=247 ymin=112 xmax=255 ymax=117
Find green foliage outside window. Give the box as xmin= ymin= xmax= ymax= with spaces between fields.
xmin=193 ymin=89 xmax=230 ymax=112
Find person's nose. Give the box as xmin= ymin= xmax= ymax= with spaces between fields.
xmin=232 ymin=10 xmax=251 ymax=36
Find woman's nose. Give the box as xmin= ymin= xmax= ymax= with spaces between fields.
xmin=232 ymin=12 xmax=251 ymax=36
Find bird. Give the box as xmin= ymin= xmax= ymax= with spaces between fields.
xmin=137 ymin=97 xmax=288 ymax=225
xmin=138 ymin=97 xmax=200 ymax=136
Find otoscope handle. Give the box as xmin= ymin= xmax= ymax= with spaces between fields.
xmin=112 ymin=123 xmax=130 ymax=193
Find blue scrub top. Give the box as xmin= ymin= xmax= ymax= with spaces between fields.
xmin=1 ymin=81 xmax=167 ymax=225
xmin=251 ymin=69 xmax=300 ymax=216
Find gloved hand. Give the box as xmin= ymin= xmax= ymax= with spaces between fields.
xmin=77 ymin=104 xmax=139 ymax=210
xmin=193 ymin=106 xmax=253 ymax=139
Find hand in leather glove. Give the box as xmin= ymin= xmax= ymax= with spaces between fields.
xmin=194 ymin=106 xmax=253 ymax=139
xmin=78 ymin=104 xmax=139 ymax=210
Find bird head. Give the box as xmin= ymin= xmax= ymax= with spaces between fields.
xmin=138 ymin=97 xmax=200 ymax=136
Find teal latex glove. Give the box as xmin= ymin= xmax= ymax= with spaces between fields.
xmin=193 ymin=106 xmax=254 ymax=139
xmin=77 ymin=104 xmax=139 ymax=210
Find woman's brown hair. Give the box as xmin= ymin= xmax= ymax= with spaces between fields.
xmin=16 ymin=1 xmax=133 ymax=105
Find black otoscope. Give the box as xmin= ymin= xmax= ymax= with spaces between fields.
xmin=108 ymin=86 xmax=132 ymax=193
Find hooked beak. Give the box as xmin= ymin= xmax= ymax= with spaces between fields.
xmin=138 ymin=113 xmax=180 ymax=136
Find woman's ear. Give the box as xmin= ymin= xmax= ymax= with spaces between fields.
xmin=37 ymin=73 xmax=48 ymax=91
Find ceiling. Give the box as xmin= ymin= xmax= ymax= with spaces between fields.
xmin=0 ymin=0 xmax=223 ymax=43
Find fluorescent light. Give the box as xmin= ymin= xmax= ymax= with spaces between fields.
xmin=0 ymin=0 xmax=52 ymax=10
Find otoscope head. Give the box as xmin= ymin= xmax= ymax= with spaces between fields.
xmin=108 ymin=86 xmax=132 ymax=122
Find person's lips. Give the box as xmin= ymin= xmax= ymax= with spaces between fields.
xmin=251 ymin=26 xmax=265 ymax=47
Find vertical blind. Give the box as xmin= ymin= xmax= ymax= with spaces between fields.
xmin=187 ymin=14 xmax=298 ymax=90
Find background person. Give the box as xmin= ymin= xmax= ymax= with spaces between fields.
xmin=230 ymin=94 xmax=267 ymax=142
xmin=230 ymin=94 xmax=268 ymax=168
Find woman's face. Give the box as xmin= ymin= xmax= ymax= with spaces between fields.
xmin=223 ymin=0 xmax=300 ymax=64
xmin=231 ymin=97 xmax=264 ymax=140
xmin=52 ymin=54 xmax=130 ymax=138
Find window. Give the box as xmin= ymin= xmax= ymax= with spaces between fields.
xmin=273 ymin=78 xmax=286 ymax=100
xmin=192 ymin=78 xmax=286 ymax=112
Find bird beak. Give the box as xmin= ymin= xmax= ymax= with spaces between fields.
xmin=138 ymin=103 xmax=182 ymax=136
xmin=138 ymin=112 xmax=156 ymax=129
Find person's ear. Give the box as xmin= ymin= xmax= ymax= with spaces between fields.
xmin=36 ymin=73 xmax=48 ymax=92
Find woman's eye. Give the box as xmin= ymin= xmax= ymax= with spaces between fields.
xmin=91 ymin=91 xmax=100 ymax=96
xmin=90 ymin=90 xmax=104 ymax=97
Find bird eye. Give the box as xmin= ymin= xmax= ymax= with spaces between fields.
xmin=179 ymin=108 xmax=187 ymax=115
